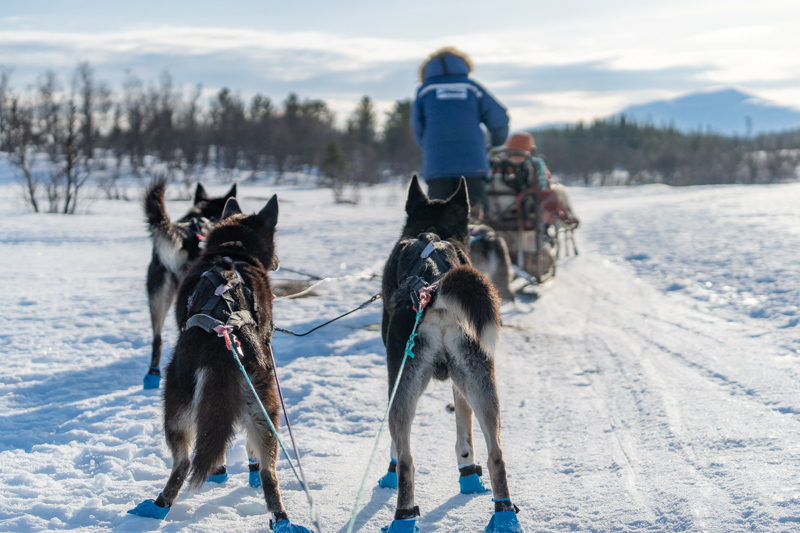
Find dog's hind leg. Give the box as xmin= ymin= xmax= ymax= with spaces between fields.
xmin=450 ymin=344 xmax=513 ymax=504
xmin=452 ymin=356 xmax=521 ymax=531
xmin=128 ymin=372 xmax=193 ymax=519
xmin=241 ymin=368 xmax=310 ymax=529
xmin=387 ymin=361 xmax=431 ymax=522
xmin=160 ymin=411 xmax=193 ymax=507
xmin=246 ymin=400 xmax=314 ymax=530
xmin=247 ymin=423 xmax=284 ymax=518
xmin=144 ymin=257 xmax=176 ymax=388
xmin=252 ymin=426 xmax=286 ymax=520
xmin=186 ymin=365 xmax=241 ymax=490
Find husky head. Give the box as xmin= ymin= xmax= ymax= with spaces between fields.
xmin=401 ymin=175 xmax=470 ymax=244
xmin=204 ymin=196 xmax=280 ymax=272
xmin=180 ymin=183 xmax=238 ymax=223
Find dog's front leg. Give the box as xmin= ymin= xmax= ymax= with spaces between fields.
xmin=206 ymin=450 xmax=228 ymax=483
xmin=246 ymin=441 xmax=262 ymax=488
xmin=453 ymin=385 xmax=492 ymax=494
xmin=453 ymin=385 xmax=475 ymax=466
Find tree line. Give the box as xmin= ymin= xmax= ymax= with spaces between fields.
xmin=533 ymin=117 xmax=800 ymax=186
xmin=0 ymin=63 xmax=422 ymax=211
xmin=2 ymin=63 xmax=799 ymax=213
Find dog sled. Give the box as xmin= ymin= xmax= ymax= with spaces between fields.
xmin=484 ymin=132 xmax=579 ymax=286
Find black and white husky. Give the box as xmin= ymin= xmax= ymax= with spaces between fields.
xmin=129 ymin=196 xmax=312 ymax=533
xmin=143 ymin=179 xmax=237 ymax=389
xmin=378 ymin=176 xmax=521 ymax=533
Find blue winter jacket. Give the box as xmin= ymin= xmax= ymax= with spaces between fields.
xmin=411 ymin=54 xmax=509 ymax=181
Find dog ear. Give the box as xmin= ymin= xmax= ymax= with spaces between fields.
xmin=405 ymin=174 xmax=428 ymax=214
xmin=257 ymin=194 xmax=279 ymax=231
xmin=444 ymin=176 xmax=470 ymax=223
xmin=225 ymin=183 xmax=237 ymax=200
xmin=447 ymin=177 xmax=470 ymax=211
xmin=194 ymin=183 xmax=208 ymax=204
xmin=221 ymin=197 xmax=242 ymax=219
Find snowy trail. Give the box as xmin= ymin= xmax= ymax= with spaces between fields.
xmin=504 ymin=260 xmax=793 ymax=531
xmin=2 ymin=181 xmax=800 ymax=532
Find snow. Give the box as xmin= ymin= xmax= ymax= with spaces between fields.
xmin=2 ymin=175 xmax=800 ymax=532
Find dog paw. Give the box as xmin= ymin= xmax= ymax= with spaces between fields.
xmin=381 ymin=519 xmax=419 ymax=533
xmin=142 ymin=373 xmax=161 ymax=390
xmin=249 ymin=470 xmax=262 ymax=488
xmin=127 ymin=499 xmax=170 ymax=519
xmin=272 ymin=519 xmax=313 ymax=533
xmin=485 ymin=512 xmax=522 ymax=533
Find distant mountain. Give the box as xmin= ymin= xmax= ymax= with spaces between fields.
xmin=614 ymin=88 xmax=800 ymax=136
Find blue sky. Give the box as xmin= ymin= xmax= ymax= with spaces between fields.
xmin=1 ymin=0 xmax=799 ymax=129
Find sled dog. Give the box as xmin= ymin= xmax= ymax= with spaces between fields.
xmin=143 ymin=179 xmax=237 ymax=388
xmin=377 ymin=176 xmax=520 ymax=532
xmin=469 ymin=224 xmax=516 ymax=302
xmin=129 ymin=195 xmax=312 ymax=532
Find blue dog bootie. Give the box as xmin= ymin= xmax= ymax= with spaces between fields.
xmin=485 ymin=498 xmax=522 ymax=533
xmin=249 ymin=458 xmax=262 ymax=488
xmin=143 ymin=372 xmax=161 ymax=390
xmin=127 ymin=494 xmax=170 ymax=519
xmin=271 ymin=511 xmax=313 ymax=533
xmin=459 ymin=464 xmax=490 ymax=494
xmin=206 ymin=464 xmax=229 ymax=483
xmin=485 ymin=513 xmax=522 ymax=533
xmin=272 ymin=520 xmax=313 ymax=533
xmin=380 ymin=519 xmax=419 ymax=533
xmin=381 ymin=506 xmax=420 ymax=532
xmin=377 ymin=459 xmax=398 ymax=489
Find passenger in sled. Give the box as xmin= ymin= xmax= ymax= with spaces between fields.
xmin=483 ymin=132 xmax=580 ymax=284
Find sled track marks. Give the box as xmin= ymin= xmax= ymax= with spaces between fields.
xmin=495 ymin=249 xmax=800 ymax=531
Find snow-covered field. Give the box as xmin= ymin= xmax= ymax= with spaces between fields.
xmin=2 ymin=174 xmax=800 ymax=532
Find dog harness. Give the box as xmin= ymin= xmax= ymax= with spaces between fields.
xmin=184 ymin=257 xmax=257 ymax=335
xmin=403 ymin=235 xmax=453 ymax=311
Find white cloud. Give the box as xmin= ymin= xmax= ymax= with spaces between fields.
xmin=1 ymin=3 xmax=800 ymax=127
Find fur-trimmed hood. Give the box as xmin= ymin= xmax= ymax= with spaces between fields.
xmin=418 ymin=47 xmax=473 ymax=82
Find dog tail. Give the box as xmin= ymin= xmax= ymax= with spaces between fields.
xmin=144 ymin=178 xmax=189 ymax=274
xmin=436 ymin=264 xmax=501 ymax=354
xmin=187 ymin=364 xmax=242 ymax=491
xmin=144 ymin=177 xmax=177 ymax=239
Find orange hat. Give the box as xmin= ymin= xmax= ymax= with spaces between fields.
xmin=506 ymin=132 xmax=535 ymax=153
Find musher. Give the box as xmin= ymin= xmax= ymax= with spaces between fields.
xmin=411 ymin=47 xmax=509 ymax=212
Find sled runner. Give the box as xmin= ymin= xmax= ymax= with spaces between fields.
xmin=484 ymin=133 xmax=579 ymax=285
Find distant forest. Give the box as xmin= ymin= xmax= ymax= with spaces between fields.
xmin=0 ymin=64 xmax=421 ymax=211
xmin=533 ymin=118 xmax=800 ymax=186
xmin=1 ymin=64 xmax=799 ymax=212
